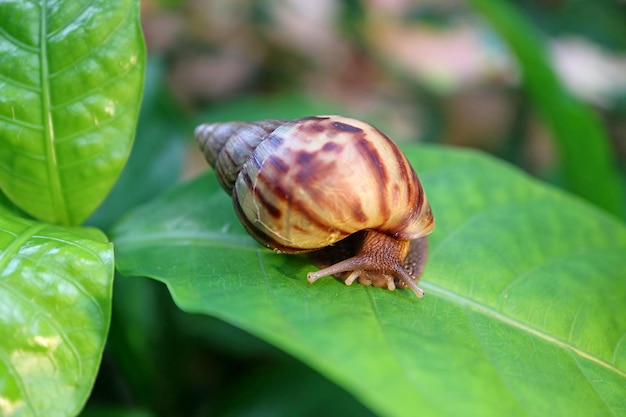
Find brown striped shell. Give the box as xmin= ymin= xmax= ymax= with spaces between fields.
xmin=195 ymin=115 xmax=435 ymax=297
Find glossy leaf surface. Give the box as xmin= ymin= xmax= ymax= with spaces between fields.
xmin=0 ymin=215 xmax=113 ymax=417
xmin=0 ymin=0 xmax=145 ymax=225
xmin=86 ymin=57 xmax=186 ymax=231
xmin=112 ymin=146 xmax=626 ymax=417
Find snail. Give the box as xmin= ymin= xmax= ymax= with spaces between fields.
xmin=194 ymin=116 xmax=434 ymax=297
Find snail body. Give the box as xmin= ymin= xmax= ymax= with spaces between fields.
xmin=195 ymin=116 xmax=434 ymax=297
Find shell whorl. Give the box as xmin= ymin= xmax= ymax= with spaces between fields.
xmin=195 ymin=115 xmax=434 ymax=253
xmin=195 ymin=119 xmax=285 ymax=192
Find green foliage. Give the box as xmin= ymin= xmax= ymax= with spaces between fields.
xmin=1 ymin=1 xmax=626 ymax=417
xmin=0 ymin=216 xmax=113 ymax=416
xmin=79 ymin=410 xmax=153 ymax=417
xmin=86 ymin=57 xmax=187 ymax=231
xmin=515 ymin=0 xmax=626 ymax=51
xmin=0 ymin=0 xmax=145 ymax=225
xmin=0 ymin=0 xmax=144 ymax=416
xmin=112 ymin=146 xmax=626 ymax=417
xmin=469 ymin=0 xmax=625 ymax=218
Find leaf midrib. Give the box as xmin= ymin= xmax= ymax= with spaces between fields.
xmin=421 ymin=281 xmax=626 ymax=379
xmin=0 ymin=220 xmax=45 ymax=272
xmin=115 ymin=226 xmax=626 ymax=378
xmin=40 ymin=0 xmax=68 ymax=225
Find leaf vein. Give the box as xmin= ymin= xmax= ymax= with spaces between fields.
xmin=48 ymin=9 xmax=130 ymax=79
xmin=0 ymin=279 xmax=83 ymax=381
xmin=50 ymin=58 xmax=139 ymax=110
xmin=0 ymin=26 xmax=39 ymax=52
xmin=567 ymin=304 xmax=584 ymax=343
xmin=0 ymin=222 xmax=46 ymax=272
xmin=54 ymin=114 xmax=121 ymax=144
xmin=568 ymin=350 xmax=621 ymax=416
xmin=0 ymin=347 xmax=36 ymax=416
xmin=366 ymin=290 xmax=426 ymax=391
xmin=612 ymin=333 xmax=626 ymax=365
xmin=46 ymin=2 xmax=93 ymax=39
xmin=465 ymin=307 xmax=529 ymax=415
xmin=0 ymin=164 xmax=48 ymax=187
xmin=422 ymin=281 xmax=626 ymax=379
xmin=32 ymin=234 xmax=107 ymax=264
xmin=39 ymin=0 xmax=69 ymax=224
xmin=0 ymin=113 xmax=44 ymax=130
xmin=0 ymin=72 xmax=40 ymax=93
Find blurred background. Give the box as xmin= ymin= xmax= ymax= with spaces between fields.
xmin=140 ymin=0 xmax=626 ymax=181
xmin=85 ymin=0 xmax=626 ymax=416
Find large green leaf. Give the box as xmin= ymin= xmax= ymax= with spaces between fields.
xmin=0 ymin=0 xmax=145 ymax=225
xmin=0 ymin=215 xmax=114 ymax=417
xmin=112 ymin=145 xmax=626 ymax=417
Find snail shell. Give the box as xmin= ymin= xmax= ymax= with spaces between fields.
xmin=195 ymin=115 xmax=434 ymax=297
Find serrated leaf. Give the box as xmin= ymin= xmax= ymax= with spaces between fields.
xmin=0 ymin=0 xmax=145 ymax=225
xmin=112 ymin=146 xmax=626 ymax=417
xmin=0 ymin=215 xmax=113 ymax=417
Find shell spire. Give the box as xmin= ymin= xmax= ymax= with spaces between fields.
xmin=195 ymin=119 xmax=285 ymax=192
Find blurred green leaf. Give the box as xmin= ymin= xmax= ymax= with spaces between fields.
xmin=213 ymin=356 xmax=376 ymax=417
xmin=0 ymin=215 xmax=113 ymax=417
xmin=470 ymin=0 xmax=625 ymax=218
xmin=516 ymin=0 xmax=626 ymax=51
xmin=79 ymin=407 xmax=153 ymax=417
xmin=112 ymin=145 xmax=626 ymax=417
xmin=0 ymin=190 xmax=29 ymax=218
xmin=103 ymin=276 xmax=169 ymax=412
xmin=0 ymin=0 xmax=145 ymax=225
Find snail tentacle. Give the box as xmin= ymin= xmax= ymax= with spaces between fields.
xmin=306 ymin=230 xmax=424 ymax=298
